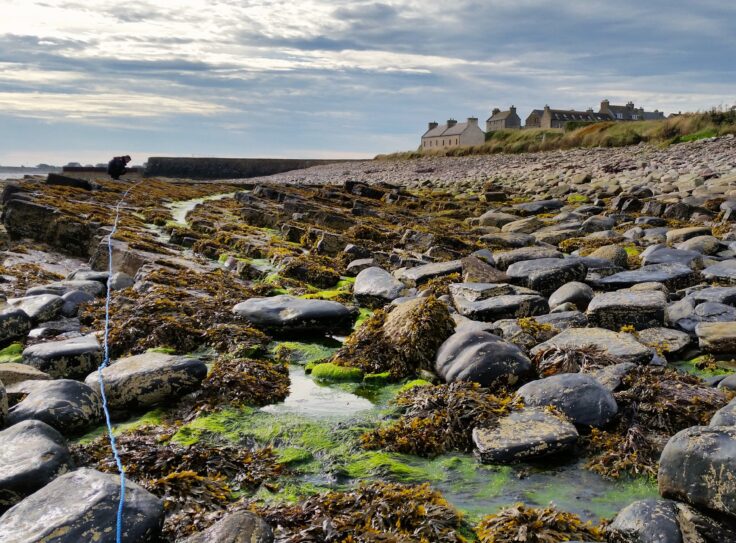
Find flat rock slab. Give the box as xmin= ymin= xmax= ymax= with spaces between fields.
xmin=592 ymin=263 xmax=696 ymax=290
xmin=394 ymin=260 xmax=462 ymax=287
xmin=7 ymin=294 xmax=63 ymax=323
xmin=659 ymin=426 xmax=736 ymax=519
xmin=696 ymin=322 xmax=736 ymax=354
xmin=514 ymin=199 xmax=563 ymax=216
xmin=449 ymin=282 xmax=518 ymax=302
xmin=7 ymin=379 xmax=102 ymax=436
xmin=0 ymin=308 xmax=32 ymax=344
xmin=26 ymin=280 xmax=105 ymax=298
xmin=480 ymin=232 xmax=535 ymax=249
xmin=472 ymin=407 xmax=578 ymax=464
xmin=0 ymin=468 xmax=163 ymax=543
xmin=0 ymin=363 xmax=50 ymax=387
xmin=460 ymin=255 xmax=508 ymax=283
xmin=636 ymin=327 xmax=691 ymax=358
xmin=493 ymin=246 xmax=562 ymax=271
xmin=530 ymin=327 xmax=652 ymax=364
xmin=453 ymin=294 xmax=549 ymax=322
xmin=22 ymin=334 xmax=101 ymax=380
xmin=85 ymin=352 xmax=207 ymax=411
xmin=702 ymin=260 xmax=736 ymax=285
xmin=587 ymin=290 xmax=667 ymax=331
xmin=516 ymin=373 xmax=618 ymax=427
xmin=685 ymin=286 xmax=736 ymax=306
xmin=353 ymin=267 xmax=404 ymax=308
xmin=181 ymin=511 xmax=273 ymax=543
xmin=435 ymin=329 xmax=532 ymax=388
xmin=0 ymin=420 xmax=72 ymax=511
xmin=233 ymin=295 xmax=354 ymax=335
xmin=505 ymin=258 xmax=587 ymax=296
xmin=641 ymin=246 xmax=703 ymax=268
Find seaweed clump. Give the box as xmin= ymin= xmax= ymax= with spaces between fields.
xmin=279 ymin=254 xmax=341 ymax=289
xmin=361 ymin=382 xmax=522 ymax=456
xmin=532 ymin=345 xmax=621 ymax=377
xmin=251 ymin=481 xmax=469 ymax=543
xmin=0 ymin=263 xmax=63 ymax=297
xmin=584 ymin=426 xmax=659 ymax=480
xmin=475 ymin=503 xmax=605 ymax=543
xmin=332 ymin=297 xmax=455 ymax=380
xmin=72 ymin=425 xmax=283 ymax=540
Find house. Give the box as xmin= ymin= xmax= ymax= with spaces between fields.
xmin=486 ymin=106 xmax=521 ymax=131
xmin=525 ymin=106 xmax=612 ymax=129
xmin=599 ymin=100 xmax=665 ymax=121
xmin=421 ymin=118 xmax=485 ymax=150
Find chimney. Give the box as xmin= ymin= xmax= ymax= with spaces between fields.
xmin=492 ymin=108 xmax=501 ymax=115
xmin=601 ymin=99 xmax=609 ymax=111
xmin=510 ymin=105 xmax=516 ymax=114
xmin=428 ymin=121 xmax=438 ymax=131
xmin=586 ymin=107 xmax=594 ymax=113
xmin=467 ymin=117 xmax=478 ymax=126
xmin=447 ymin=119 xmax=457 ymax=127
xmin=626 ymin=101 xmax=635 ymax=109
xmin=544 ymin=104 xmax=551 ymax=112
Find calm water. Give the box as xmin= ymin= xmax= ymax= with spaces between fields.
xmin=0 ymin=171 xmax=57 ymax=180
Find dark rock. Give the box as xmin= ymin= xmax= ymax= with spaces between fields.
xmin=702 ymin=260 xmax=736 ymax=285
xmin=641 ymin=246 xmax=703 ymax=268
xmin=22 ymin=335 xmax=101 ymax=380
xmin=516 ymin=373 xmax=618 ymax=427
xmin=61 ymin=290 xmax=95 ymax=318
xmin=345 ymin=258 xmax=376 ymax=276
xmin=677 ymin=302 xmax=736 ymax=334
xmin=493 ymin=246 xmax=562 ymax=271
xmin=453 ymin=293 xmax=549 ymax=322
xmin=394 ymin=260 xmax=462 ymax=287
xmin=607 ymin=499 xmax=683 ymax=543
xmin=109 ymin=272 xmax=134 ymax=291
xmin=711 ymin=397 xmax=736 ymax=426
xmin=0 ymin=468 xmax=163 ymax=542
xmin=233 ymin=295 xmax=354 ymax=335
xmin=696 ymin=322 xmax=736 ymax=354
xmin=0 ymin=308 xmax=32 ymax=344
xmin=0 ymin=379 xmax=6 ymax=427
xmin=27 ymin=280 xmax=104 ymax=298
xmin=685 ymin=286 xmax=736 ymax=306
xmin=548 ymin=281 xmax=594 ymax=310
xmin=659 ymin=426 xmax=736 ymax=519
xmin=7 ymin=379 xmax=102 ymax=435
xmin=67 ymin=270 xmax=109 ymax=283
xmin=460 ymin=255 xmax=508 ymax=283
xmin=531 ymin=327 xmax=652 ymax=364
xmin=0 ymin=420 xmax=72 ymax=511
xmin=45 ymin=173 xmax=95 ymax=191
xmin=505 ymin=257 xmax=587 ymax=296
xmin=589 ymin=362 xmax=637 ymax=391
xmin=587 ymin=290 xmax=667 ymax=331
xmin=514 ymin=199 xmax=563 ymax=216
xmin=7 ymin=294 xmax=63 ymax=323
xmin=472 ymin=407 xmax=578 ymax=463
xmin=84 ymin=352 xmax=207 ymax=411
xmin=435 ymin=329 xmax=532 ymax=387
xmin=353 ymin=267 xmax=404 ymax=308
xmin=592 ymin=263 xmax=696 ymax=290
xmin=27 ymin=317 xmax=82 ymax=340
xmin=181 ymin=511 xmax=273 ymax=543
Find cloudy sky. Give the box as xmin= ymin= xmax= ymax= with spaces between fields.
xmin=1 ymin=0 xmax=734 ymax=165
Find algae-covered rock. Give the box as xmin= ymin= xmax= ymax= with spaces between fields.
xmin=505 ymin=257 xmax=587 ymax=296
xmin=0 ymin=308 xmax=32 ymax=345
xmin=279 ymin=254 xmax=341 ymax=289
xmin=22 ymin=334 xmax=102 ymax=380
xmin=607 ymin=498 xmax=683 ymax=543
xmin=181 ymin=511 xmax=273 ymax=543
xmin=587 ymin=290 xmax=667 ymax=331
xmin=531 ymin=327 xmax=652 ymax=365
xmin=310 ymin=362 xmax=363 ymax=382
xmin=0 ymin=468 xmax=163 ymax=543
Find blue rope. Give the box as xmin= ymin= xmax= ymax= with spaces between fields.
xmin=97 ymin=181 xmax=141 ymax=543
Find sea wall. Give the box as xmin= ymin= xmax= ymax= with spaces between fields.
xmin=144 ymin=157 xmax=351 ymax=180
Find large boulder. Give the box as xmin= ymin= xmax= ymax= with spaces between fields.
xmin=22 ymin=335 xmax=101 ymax=380
xmin=181 ymin=511 xmax=273 ymax=543
xmin=696 ymin=322 xmax=736 ymax=354
xmin=84 ymin=352 xmax=207 ymax=411
xmin=702 ymin=260 xmax=736 ymax=286
xmin=0 ymin=420 xmax=72 ymax=511
xmin=606 ymin=499 xmax=683 ymax=543
xmin=587 ymin=290 xmax=667 ymax=331
xmin=233 ymin=295 xmax=354 ymax=335
xmin=505 ymin=258 xmax=587 ymax=296
xmin=394 ymin=260 xmax=462 ymax=287
xmin=353 ymin=267 xmax=404 ymax=308
xmin=0 ymin=468 xmax=163 ymax=542
xmin=659 ymin=426 xmax=736 ymax=519
xmin=530 ymin=327 xmax=652 ymax=364
xmin=711 ymin=397 xmax=736 ymax=427
xmin=592 ymin=263 xmax=696 ymax=290
xmin=493 ymin=246 xmax=562 ymax=271
xmin=460 ymin=255 xmax=508 ymax=283
xmin=0 ymin=308 xmax=32 ymax=344
xmin=453 ymin=293 xmax=549 ymax=322
xmin=548 ymin=281 xmax=594 ymax=311
xmin=7 ymin=294 xmax=63 ymax=323
xmin=472 ymin=407 xmax=578 ymax=463
xmin=516 ymin=373 xmax=618 ymax=427
xmin=435 ymin=329 xmax=532 ymax=388
xmin=0 ymin=363 xmax=50 ymax=387
xmin=7 ymin=379 xmax=102 ymax=435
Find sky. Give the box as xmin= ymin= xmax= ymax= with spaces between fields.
xmin=0 ymin=0 xmax=735 ymax=165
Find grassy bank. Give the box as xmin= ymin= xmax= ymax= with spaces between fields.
xmin=378 ymin=109 xmax=736 ymax=159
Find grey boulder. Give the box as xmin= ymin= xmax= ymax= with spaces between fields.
xmin=181 ymin=511 xmax=273 ymax=543
xmin=505 ymin=258 xmax=587 ymax=296
xmin=7 ymin=294 xmax=63 ymax=323
xmin=587 ymin=290 xmax=667 ymax=331
xmin=22 ymin=334 xmax=101 ymax=380
xmin=0 ymin=308 xmax=32 ymax=344
xmin=531 ymin=327 xmax=652 ymax=364
xmin=353 ymin=267 xmax=404 ymax=308
xmin=233 ymin=295 xmax=354 ymax=335
xmin=548 ymin=281 xmax=594 ymax=311
xmin=606 ymin=499 xmax=683 ymax=543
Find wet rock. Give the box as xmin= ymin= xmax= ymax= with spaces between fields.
xmin=696 ymin=322 xmax=736 ymax=354
xmin=27 ymin=317 xmax=82 ymax=340
xmin=641 ymin=246 xmax=703 ymax=269
xmin=0 ymin=468 xmax=163 ymax=542
xmin=84 ymin=352 xmax=207 ymax=411
xmin=516 ymin=373 xmax=617 ymax=426
xmin=0 ymin=363 xmax=50 ymax=387
xmin=7 ymin=294 xmax=63 ymax=323
xmin=493 ymin=246 xmax=562 ymax=271
xmin=702 ymin=260 xmax=736 ymax=285
xmin=394 ymin=260 xmax=462 ymax=288
xmin=453 ymin=292 xmax=549 ymax=322
xmin=460 ymin=255 xmax=508 ymax=283
xmin=607 ymin=498 xmax=683 ymax=543
xmin=434 ymin=329 xmax=532 ymax=388
xmin=505 ymin=257 xmax=587 ymax=296
xmin=491 ymin=311 xmax=587 ymax=350
xmin=233 ymin=295 xmax=354 ymax=335
xmin=45 ymin=173 xmax=95 ymax=191
xmin=676 ymin=302 xmax=736 ymax=334
xmin=0 ymin=308 xmax=32 ymax=344
xmin=531 ymin=327 xmax=652 ymax=364
xmin=548 ymin=281 xmax=594 ymax=311
xmin=659 ymin=426 xmax=736 ymax=519
xmin=592 ymin=263 xmax=696 ymax=290
xmin=22 ymin=334 xmax=101 ymax=380
xmin=0 ymin=420 xmax=72 ymax=511
xmin=7 ymin=379 xmax=102 ymax=435
xmin=472 ymin=407 xmax=578 ymax=464
xmin=181 ymin=511 xmax=273 ymax=543
xmin=60 ymin=289 xmax=95 ymax=318
xmin=710 ymin=397 xmax=736 ymax=427
xmin=587 ymin=290 xmax=667 ymax=331
xmin=353 ymin=267 xmax=404 ymax=308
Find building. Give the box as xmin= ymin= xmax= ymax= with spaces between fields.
xmin=525 ymin=106 xmax=612 ymax=129
xmin=599 ymin=100 xmax=665 ymax=121
xmin=421 ymin=118 xmax=485 ymax=150
xmin=486 ymin=106 xmax=521 ymax=131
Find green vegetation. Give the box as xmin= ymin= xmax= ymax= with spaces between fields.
xmin=567 ymin=193 xmax=589 ymax=204
xmin=270 ymin=340 xmax=340 ymax=365
xmin=310 ymin=362 xmax=364 ymax=382
xmin=74 ymin=409 xmax=166 ymax=444
xmin=0 ymin=342 xmax=23 ymax=363
xmin=378 ymin=110 xmax=736 ymax=159
xmin=672 ymin=356 xmax=735 ymax=378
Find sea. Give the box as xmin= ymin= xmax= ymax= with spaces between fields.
xmin=0 ymin=170 xmax=57 ymax=180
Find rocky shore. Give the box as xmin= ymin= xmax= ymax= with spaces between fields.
xmin=0 ymin=136 xmax=736 ymax=541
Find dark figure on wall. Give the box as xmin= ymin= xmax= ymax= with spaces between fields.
xmin=107 ymin=155 xmax=131 ymax=180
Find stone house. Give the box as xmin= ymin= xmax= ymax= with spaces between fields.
xmin=421 ymin=118 xmax=485 ymax=150
xmin=599 ymin=100 xmax=664 ymax=121
xmin=525 ymin=106 xmax=612 ymax=129
xmin=486 ymin=106 xmax=521 ymax=131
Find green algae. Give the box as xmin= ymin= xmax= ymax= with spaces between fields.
xmin=398 ymin=379 xmax=432 ymax=393
xmin=354 ymin=308 xmax=374 ymax=330
xmin=364 ymin=371 xmax=392 ymax=385
xmin=269 ymin=340 xmax=340 ymax=366
xmin=300 ymin=276 xmax=354 ymax=301
xmin=0 ymin=342 xmax=23 ymax=363
xmin=310 ymin=362 xmax=364 ymax=383
xmin=567 ymin=193 xmax=589 ymax=204
xmin=673 ymin=356 xmax=734 ymax=378
xmin=147 ymin=346 xmax=176 ymax=355
xmin=587 ymin=477 xmax=659 ymax=519
xmin=74 ymin=408 xmax=166 ymax=445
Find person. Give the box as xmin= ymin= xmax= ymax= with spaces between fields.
xmin=107 ymin=155 xmax=131 ymax=180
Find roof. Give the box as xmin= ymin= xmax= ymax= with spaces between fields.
xmin=486 ymin=110 xmax=517 ymax=122
xmin=422 ymin=121 xmax=475 ymax=138
xmin=527 ymin=109 xmax=544 ymax=118
xmin=547 ymin=109 xmax=612 ymax=122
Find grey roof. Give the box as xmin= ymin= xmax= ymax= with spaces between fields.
xmin=486 ymin=110 xmax=515 ymax=122
xmin=548 ymin=109 xmax=612 ymax=122
xmin=527 ymin=109 xmax=544 ymax=118
xmin=422 ymin=121 xmax=473 ymax=138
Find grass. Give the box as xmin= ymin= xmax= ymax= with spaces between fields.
xmin=377 ymin=109 xmax=736 ymax=159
